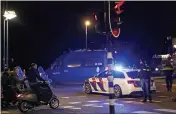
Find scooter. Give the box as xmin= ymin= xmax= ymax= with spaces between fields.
xmin=1 ymin=86 xmax=22 ymax=108
xmin=17 ymin=81 xmax=59 ymax=113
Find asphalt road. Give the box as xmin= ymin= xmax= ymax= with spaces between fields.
xmin=1 ymin=78 xmax=176 ymax=114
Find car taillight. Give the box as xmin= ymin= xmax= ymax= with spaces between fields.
xmin=127 ymin=80 xmax=137 ymax=87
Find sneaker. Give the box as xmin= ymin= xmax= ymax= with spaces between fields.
xmin=149 ymin=100 xmax=153 ymax=103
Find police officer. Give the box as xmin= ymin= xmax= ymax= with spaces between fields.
xmin=162 ymin=61 xmax=174 ymax=92
xmin=138 ymin=60 xmax=152 ymax=103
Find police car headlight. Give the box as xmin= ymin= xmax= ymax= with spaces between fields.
xmin=115 ymin=65 xmax=123 ymax=71
xmin=155 ymin=68 xmax=159 ymax=71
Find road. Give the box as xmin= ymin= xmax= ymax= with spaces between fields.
xmin=1 ymin=78 xmax=176 ymax=114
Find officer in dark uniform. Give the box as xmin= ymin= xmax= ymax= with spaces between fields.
xmin=162 ymin=61 xmax=174 ymax=92
xmin=138 ymin=60 xmax=152 ymax=103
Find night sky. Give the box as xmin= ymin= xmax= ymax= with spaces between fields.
xmin=1 ymin=1 xmax=176 ymax=69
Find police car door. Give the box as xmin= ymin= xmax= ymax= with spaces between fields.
xmin=96 ymin=70 xmax=108 ymax=92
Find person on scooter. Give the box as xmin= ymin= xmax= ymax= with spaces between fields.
xmin=26 ymin=63 xmax=45 ymax=103
xmin=9 ymin=67 xmax=24 ymax=93
xmin=2 ymin=68 xmax=11 ymax=103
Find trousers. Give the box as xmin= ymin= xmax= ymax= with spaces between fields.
xmin=141 ymin=79 xmax=152 ymax=101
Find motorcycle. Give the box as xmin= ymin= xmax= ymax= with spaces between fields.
xmin=17 ymin=81 xmax=59 ymax=113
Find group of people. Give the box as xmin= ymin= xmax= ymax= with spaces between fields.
xmin=138 ymin=59 xmax=174 ymax=103
xmin=1 ymin=63 xmax=46 ymax=106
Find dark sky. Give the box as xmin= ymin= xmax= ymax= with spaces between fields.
xmin=1 ymin=1 xmax=176 ymax=69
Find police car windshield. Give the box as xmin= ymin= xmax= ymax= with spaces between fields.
xmin=126 ymin=71 xmax=139 ymax=79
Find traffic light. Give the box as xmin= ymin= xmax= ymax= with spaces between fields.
xmin=109 ymin=1 xmax=124 ymax=38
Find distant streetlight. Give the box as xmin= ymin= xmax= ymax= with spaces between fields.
xmin=3 ymin=10 xmax=17 ymax=68
xmin=85 ymin=20 xmax=90 ymax=50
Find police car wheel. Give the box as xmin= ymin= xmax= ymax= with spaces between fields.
xmin=114 ymin=85 xmax=122 ymax=98
xmin=85 ymin=83 xmax=92 ymax=94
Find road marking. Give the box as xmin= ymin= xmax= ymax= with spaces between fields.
xmin=68 ymin=102 xmax=81 ymax=104
xmin=91 ymin=105 xmax=104 ymax=108
xmin=61 ymin=106 xmax=74 ymax=108
xmin=78 ymin=96 xmax=86 ymax=97
xmin=158 ymin=96 xmax=168 ymax=98
xmin=1 ymin=111 xmax=10 ymax=113
xmin=103 ymin=103 xmax=124 ymax=106
xmin=122 ymin=98 xmax=135 ymax=100
xmin=152 ymin=100 xmax=162 ymax=103
xmin=122 ymin=101 xmax=135 ymax=103
xmin=139 ymin=100 xmax=162 ymax=103
xmin=72 ymin=107 xmax=81 ymax=110
xmin=61 ymin=97 xmax=70 ymax=99
xmin=87 ymin=100 xmax=101 ymax=103
xmin=162 ymin=84 xmax=176 ymax=86
xmin=132 ymin=111 xmax=161 ymax=114
xmin=154 ymin=109 xmax=176 ymax=113
xmin=82 ymin=104 xmax=97 ymax=106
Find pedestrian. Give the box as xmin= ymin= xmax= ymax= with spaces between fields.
xmin=138 ymin=60 xmax=152 ymax=103
xmin=162 ymin=61 xmax=174 ymax=92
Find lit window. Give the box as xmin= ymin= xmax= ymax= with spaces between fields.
xmin=67 ymin=64 xmax=81 ymax=68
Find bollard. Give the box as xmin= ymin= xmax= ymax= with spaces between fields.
xmin=107 ymin=52 xmax=115 ymax=114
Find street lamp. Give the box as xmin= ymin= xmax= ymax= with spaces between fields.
xmin=3 ymin=10 xmax=17 ymax=68
xmin=85 ymin=20 xmax=90 ymax=50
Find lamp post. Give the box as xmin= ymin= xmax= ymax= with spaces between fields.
xmin=85 ymin=20 xmax=90 ymax=50
xmin=3 ymin=10 xmax=17 ymax=68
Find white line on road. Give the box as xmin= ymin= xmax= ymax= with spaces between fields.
xmin=1 ymin=111 xmax=10 ymax=113
xmin=82 ymin=104 xmax=97 ymax=106
xmin=162 ymin=84 xmax=176 ymax=86
xmin=139 ymin=100 xmax=162 ymax=103
xmin=78 ymin=96 xmax=86 ymax=97
xmin=122 ymin=98 xmax=136 ymax=100
xmin=154 ymin=109 xmax=176 ymax=113
xmin=61 ymin=106 xmax=74 ymax=108
xmin=68 ymin=102 xmax=82 ymax=104
xmin=103 ymin=103 xmax=124 ymax=106
xmin=132 ymin=111 xmax=161 ymax=114
xmin=72 ymin=107 xmax=81 ymax=110
xmin=158 ymin=96 xmax=168 ymax=98
xmin=87 ymin=100 xmax=101 ymax=103
xmin=122 ymin=101 xmax=135 ymax=103
xmin=61 ymin=97 xmax=70 ymax=99
xmin=91 ymin=105 xmax=104 ymax=108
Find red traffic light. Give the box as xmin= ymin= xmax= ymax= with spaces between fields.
xmin=114 ymin=1 xmax=125 ymax=9
xmin=93 ymin=13 xmax=97 ymax=21
xmin=112 ymin=28 xmax=120 ymax=38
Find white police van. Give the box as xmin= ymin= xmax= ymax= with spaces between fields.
xmin=83 ymin=67 xmax=156 ymax=98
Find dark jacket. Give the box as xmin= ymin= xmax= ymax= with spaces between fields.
xmin=138 ymin=65 xmax=151 ymax=80
xmin=163 ymin=64 xmax=174 ymax=77
xmin=9 ymin=71 xmax=22 ymax=86
xmin=26 ymin=68 xmax=45 ymax=83
xmin=1 ymin=72 xmax=10 ymax=87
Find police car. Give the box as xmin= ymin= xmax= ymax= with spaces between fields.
xmin=83 ymin=68 xmax=156 ymax=98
